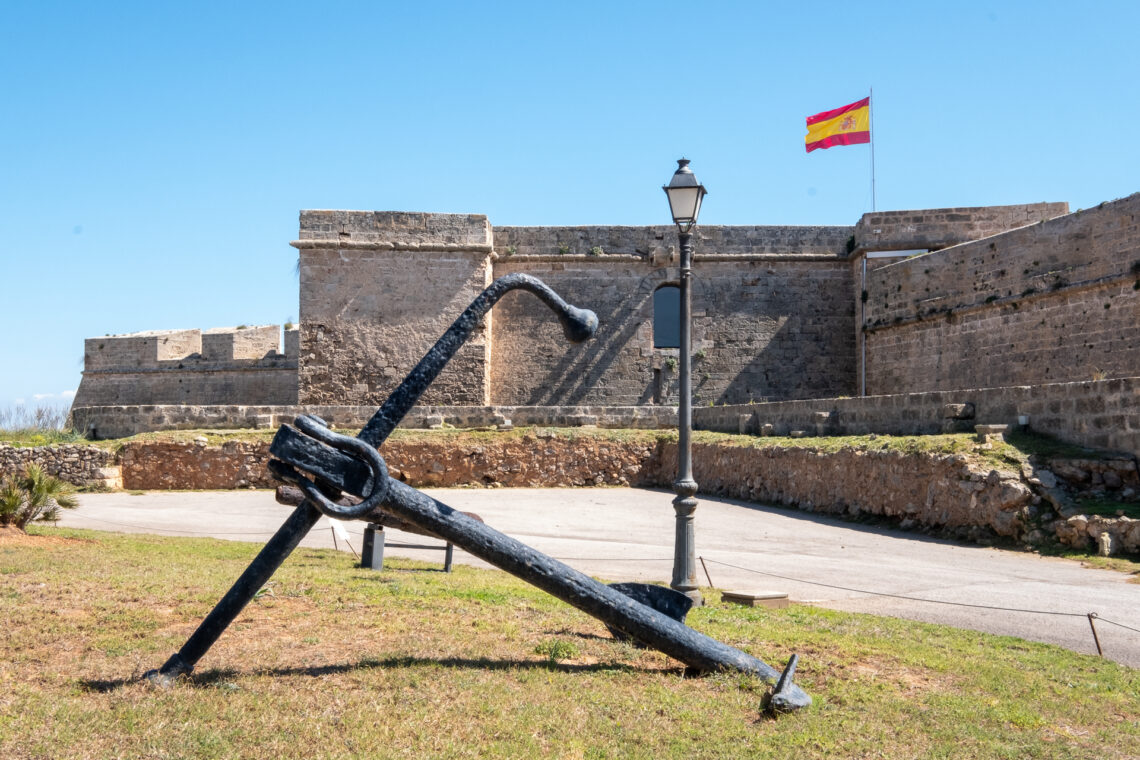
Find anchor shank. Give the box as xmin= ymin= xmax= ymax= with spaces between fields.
xmin=380 ymin=478 xmax=795 ymax=684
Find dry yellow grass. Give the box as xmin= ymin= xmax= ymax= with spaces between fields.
xmin=1 ymin=528 xmax=1137 ymax=759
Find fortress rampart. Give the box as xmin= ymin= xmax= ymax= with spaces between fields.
xmin=858 ymin=194 xmax=1140 ymax=394
xmin=70 ymin=193 xmax=1140 ymax=458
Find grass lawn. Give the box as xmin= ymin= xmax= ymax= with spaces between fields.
xmin=1 ymin=528 xmax=1137 ymax=759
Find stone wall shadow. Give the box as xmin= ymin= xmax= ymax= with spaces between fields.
xmin=716 ymin=318 xmax=856 ymax=405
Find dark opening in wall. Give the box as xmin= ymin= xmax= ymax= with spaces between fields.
xmin=653 ymin=285 xmax=680 ymax=348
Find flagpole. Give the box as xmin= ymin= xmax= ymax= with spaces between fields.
xmin=870 ymin=87 xmax=876 ymax=211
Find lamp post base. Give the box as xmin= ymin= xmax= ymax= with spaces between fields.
xmin=671 ymin=477 xmax=703 ymax=606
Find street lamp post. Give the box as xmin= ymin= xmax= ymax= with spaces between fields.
xmin=663 ymin=158 xmax=707 ymax=606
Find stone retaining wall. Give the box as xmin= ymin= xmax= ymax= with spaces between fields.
xmin=10 ymin=434 xmax=1136 ymax=555
xmin=118 ymin=441 xmax=276 ymax=490
xmin=643 ymin=442 xmax=1034 ymax=539
xmin=0 ymin=445 xmax=121 ymax=489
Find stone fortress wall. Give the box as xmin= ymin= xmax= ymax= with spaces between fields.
xmin=277 ymin=199 xmax=1105 ymax=411
xmin=70 ymin=192 xmax=1140 ymax=457
xmin=858 ymin=195 xmax=1139 ymax=394
xmin=294 ymin=211 xmax=493 ymax=407
xmin=289 ymin=213 xmax=866 ymax=409
xmin=489 ymin=224 xmax=857 ymax=407
xmin=70 ymin=325 xmax=298 ymax=416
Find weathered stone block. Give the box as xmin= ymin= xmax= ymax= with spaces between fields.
xmin=942 ymin=403 xmax=975 ymax=419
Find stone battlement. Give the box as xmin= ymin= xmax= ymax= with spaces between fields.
xmin=492 ymin=224 xmax=855 ymax=259
xmin=854 ymin=202 xmax=1068 ymax=253
xmin=296 ymin=210 xmax=492 ymax=248
xmin=72 ymin=325 xmax=299 ymax=411
xmin=83 ymin=325 xmax=295 ymax=370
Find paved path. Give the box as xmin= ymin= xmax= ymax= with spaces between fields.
xmin=63 ymin=487 xmax=1140 ymax=667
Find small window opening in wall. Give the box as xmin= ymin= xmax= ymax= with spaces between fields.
xmin=654 ymin=285 xmax=680 ymax=348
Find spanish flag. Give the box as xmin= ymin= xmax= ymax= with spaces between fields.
xmin=805 ymin=97 xmax=870 ymax=153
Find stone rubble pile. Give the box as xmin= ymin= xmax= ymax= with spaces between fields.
xmin=1026 ymin=457 xmax=1140 ymax=555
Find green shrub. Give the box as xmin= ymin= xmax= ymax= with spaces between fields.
xmin=0 ymin=463 xmax=79 ymax=530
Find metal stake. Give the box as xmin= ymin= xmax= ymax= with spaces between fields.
xmin=1087 ymin=612 xmax=1104 ymax=656
xmin=699 ymin=555 xmax=714 ymax=590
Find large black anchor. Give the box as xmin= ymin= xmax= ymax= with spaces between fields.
xmin=144 ymin=273 xmax=810 ymax=713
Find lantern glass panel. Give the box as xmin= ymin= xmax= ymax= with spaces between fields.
xmin=667 ymin=186 xmax=702 ymax=225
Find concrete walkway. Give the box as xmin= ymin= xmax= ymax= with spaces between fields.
xmin=62 ymin=487 xmax=1140 ymax=668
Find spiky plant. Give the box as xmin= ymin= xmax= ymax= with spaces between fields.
xmin=0 ymin=463 xmax=78 ymax=531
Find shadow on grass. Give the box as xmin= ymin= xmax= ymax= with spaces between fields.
xmin=81 ymin=654 xmax=650 ymax=693
xmin=543 ymin=626 xmax=614 ymax=642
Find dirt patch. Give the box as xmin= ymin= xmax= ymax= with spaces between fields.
xmin=0 ymin=525 xmax=89 ymax=547
xmin=849 ymin=659 xmax=942 ymax=696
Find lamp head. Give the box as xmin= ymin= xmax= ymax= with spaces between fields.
xmin=663 ymin=158 xmax=707 ymax=233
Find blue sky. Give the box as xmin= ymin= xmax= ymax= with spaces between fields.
xmin=1 ymin=0 xmax=1137 ymax=411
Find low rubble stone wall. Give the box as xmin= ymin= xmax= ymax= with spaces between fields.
xmin=0 ymin=444 xmax=121 ymax=489
xmin=695 ymin=377 xmax=1140 ymax=460
xmin=6 ymin=433 xmax=1137 ymax=555
xmin=642 ymin=443 xmax=1035 ymax=539
xmin=69 ymin=404 xmax=676 ymax=439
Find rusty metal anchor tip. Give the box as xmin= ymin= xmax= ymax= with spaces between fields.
xmin=763 ymin=654 xmax=811 ymax=714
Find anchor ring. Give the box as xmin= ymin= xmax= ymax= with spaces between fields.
xmin=274 ymin=415 xmax=390 ymax=520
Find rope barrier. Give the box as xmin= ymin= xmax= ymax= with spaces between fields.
xmin=696 ymin=555 xmax=1140 ymax=655
xmin=698 ymin=556 xmax=1088 ymax=618
xmin=58 ymin=518 xmax=1139 ymax=645
xmin=1097 ymin=617 xmax=1140 ymax=635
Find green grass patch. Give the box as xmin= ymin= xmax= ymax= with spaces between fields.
xmin=81 ymin=426 xmax=1029 ymax=470
xmin=1074 ymin=493 xmax=1140 ymax=520
xmin=0 ymin=428 xmax=88 ymax=447
xmin=1039 ymin=546 xmax=1140 ymax=580
xmin=1004 ymin=429 xmax=1124 ymax=462
xmin=691 ymin=430 xmax=1027 ymax=472
xmin=1 ymin=527 xmax=1136 ymax=759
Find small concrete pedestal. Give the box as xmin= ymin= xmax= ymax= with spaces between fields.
xmin=720 ymin=590 xmax=790 ymax=609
